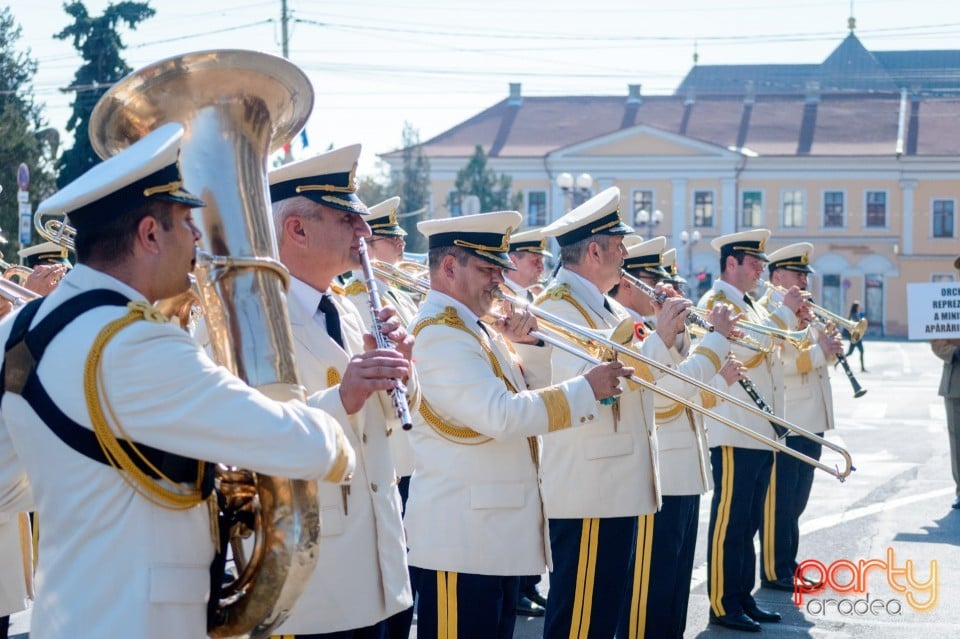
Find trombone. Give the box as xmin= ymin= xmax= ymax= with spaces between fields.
xmin=495 ymin=289 xmax=855 ymax=481
xmin=0 ymin=259 xmax=32 ymax=285
xmin=34 ymin=210 xmax=76 ymax=252
xmin=763 ymin=281 xmax=867 ymax=398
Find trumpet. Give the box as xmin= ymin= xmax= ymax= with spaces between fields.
xmin=619 ymin=269 xmax=770 ymax=353
xmin=0 ymin=278 xmax=40 ymax=307
xmin=763 ymin=281 xmax=867 ymax=398
xmin=495 ymin=289 xmax=854 ymax=481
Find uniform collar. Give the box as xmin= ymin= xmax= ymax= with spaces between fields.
xmin=558 ymin=267 xmax=607 ymax=310
xmin=288 ymin=276 xmax=327 ymax=317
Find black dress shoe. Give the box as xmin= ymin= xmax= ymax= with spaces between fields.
xmin=762 ymin=576 xmax=796 ymax=592
xmin=709 ymin=612 xmax=761 ymax=632
xmin=744 ymin=604 xmax=782 ymax=623
xmin=516 ymin=595 xmax=545 ymax=617
xmin=522 ymin=589 xmax=548 ymax=608
xmin=952 ymin=495 xmax=960 ymax=509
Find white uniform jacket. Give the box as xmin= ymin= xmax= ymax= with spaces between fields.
xmin=761 ymin=291 xmax=835 ymax=434
xmin=0 ymin=265 xmax=353 ymax=639
xmin=698 ymin=280 xmax=792 ymax=450
xmin=532 ymin=268 xmax=672 ymax=519
xmin=277 ymin=278 xmax=416 ymax=634
xmin=344 ymin=272 xmax=419 ymax=477
xmin=0 ymin=513 xmax=29 ymax=617
xmin=404 ymin=290 xmax=597 ymax=576
xmin=656 ymin=328 xmax=730 ymax=496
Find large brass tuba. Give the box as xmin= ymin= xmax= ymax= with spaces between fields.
xmin=89 ymin=50 xmax=318 ymax=638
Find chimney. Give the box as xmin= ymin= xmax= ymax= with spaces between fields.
xmin=626 ymin=84 xmax=642 ymax=105
xmin=744 ymin=80 xmax=756 ymax=105
xmin=508 ymin=82 xmax=522 ymax=106
xmin=805 ymin=80 xmax=821 ymax=104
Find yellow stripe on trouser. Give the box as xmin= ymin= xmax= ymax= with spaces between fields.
xmin=763 ymin=455 xmax=778 ymax=581
xmin=569 ymin=518 xmax=600 ymax=639
xmin=270 ymin=635 xmax=294 ymax=639
xmin=437 ymin=571 xmax=458 ymax=639
xmin=626 ymin=514 xmax=655 ymax=639
xmin=709 ymin=447 xmax=735 ymax=616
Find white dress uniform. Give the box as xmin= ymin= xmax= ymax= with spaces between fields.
xmin=344 ymin=272 xmax=420 ymax=478
xmin=275 ymin=278 xmax=415 ymax=634
xmin=405 ymin=289 xmax=597 ymax=576
xmin=535 ymin=267 xmax=670 ymax=519
xmin=0 ymin=513 xmax=29 ymax=618
xmin=0 ymin=265 xmax=352 ymax=639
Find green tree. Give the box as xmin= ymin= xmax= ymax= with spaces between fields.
xmin=394 ymin=122 xmax=431 ymax=252
xmin=55 ymin=1 xmax=155 ymax=187
xmin=0 ymin=7 xmax=57 ymax=249
xmin=449 ymin=144 xmax=519 ymax=217
xmin=356 ymin=161 xmax=392 ymax=209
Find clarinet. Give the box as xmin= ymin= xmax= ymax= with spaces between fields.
xmin=357 ymin=238 xmax=414 ymax=431
xmin=737 ymin=377 xmax=788 ymax=439
xmin=620 ymin=269 xmax=714 ymax=333
xmin=835 ymin=352 xmax=868 ymax=398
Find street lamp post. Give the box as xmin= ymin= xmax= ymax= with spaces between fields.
xmin=635 ymin=208 xmax=663 ymax=239
xmin=680 ymin=229 xmax=701 ymax=283
xmin=556 ymin=172 xmax=593 ymax=212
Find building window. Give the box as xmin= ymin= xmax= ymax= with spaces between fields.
xmin=526 ymin=190 xmax=547 ymax=227
xmin=934 ymin=199 xmax=955 ymax=238
xmin=823 ymin=191 xmax=844 ymax=228
xmin=782 ymin=190 xmax=805 ymax=228
xmin=633 ymin=190 xmax=654 ymax=226
xmin=866 ymin=191 xmax=887 ymax=228
xmin=741 ymin=191 xmax=763 ymax=228
xmin=693 ymin=191 xmax=714 ymax=228
xmin=447 ymin=191 xmax=461 ymax=217
xmin=822 ymin=274 xmax=842 ymax=316
xmin=933 ymin=273 xmax=956 ymax=283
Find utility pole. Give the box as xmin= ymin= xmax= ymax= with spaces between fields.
xmin=281 ymin=0 xmax=290 ymax=58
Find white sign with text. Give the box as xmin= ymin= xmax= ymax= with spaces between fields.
xmin=908 ymin=282 xmax=960 ymax=339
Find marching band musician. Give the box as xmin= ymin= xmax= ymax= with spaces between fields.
xmin=0 ymin=123 xmax=355 ymax=639
xmin=269 ymin=146 xmax=417 ymax=639
xmin=404 ymin=210 xmax=631 ymax=639
xmin=503 ymin=228 xmax=551 ymax=303
xmin=532 ymin=189 xmax=690 ymax=639
xmin=611 ymin=236 xmax=743 ymax=639
xmin=698 ymin=229 xmax=806 ymax=632
xmin=661 ymin=247 xmax=686 ymax=295
xmin=17 ymin=242 xmax=70 ymax=297
xmin=759 ymin=243 xmax=842 ymax=592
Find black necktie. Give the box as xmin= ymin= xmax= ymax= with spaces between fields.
xmin=318 ymin=294 xmax=344 ymax=348
xmin=603 ymin=297 xmax=613 ymax=313
xmin=743 ymin=294 xmax=756 ymax=310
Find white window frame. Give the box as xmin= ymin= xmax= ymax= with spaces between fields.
xmin=525 ymin=189 xmax=548 ymax=227
xmin=821 ymin=189 xmax=846 ymax=229
xmin=781 ymin=189 xmax=806 ymax=229
xmin=631 ymin=188 xmax=656 ymax=227
xmin=932 ymin=198 xmax=956 ymax=239
xmin=740 ymin=189 xmax=764 ymax=228
xmin=864 ymin=189 xmax=889 ymax=229
xmin=692 ymin=189 xmax=716 ymax=228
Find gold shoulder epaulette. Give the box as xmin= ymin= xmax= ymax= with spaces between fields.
xmin=343 ymin=280 xmax=366 ymax=297
xmin=330 ymin=283 xmax=346 ymax=296
xmin=534 ymin=283 xmax=596 ymax=329
xmin=412 ymin=306 xmax=466 ymax=337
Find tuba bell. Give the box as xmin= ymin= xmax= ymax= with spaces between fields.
xmin=89 ymin=50 xmax=318 ymax=638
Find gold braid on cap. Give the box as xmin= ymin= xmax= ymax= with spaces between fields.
xmin=294 ymin=162 xmax=359 ymax=194
xmin=453 ymin=226 xmax=513 ymax=253
xmin=143 ymin=181 xmax=184 ymax=197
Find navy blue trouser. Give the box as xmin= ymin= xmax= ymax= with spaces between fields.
xmin=761 ymin=437 xmax=822 ymax=582
xmin=619 ymin=494 xmax=700 ymax=638
xmin=410 ymin=567 xmax=518 ymax=639
xmin=544 ymin=516 xmax=637 ymax=639
xmin=707 ymin=446 xmax=774 ymax=618
xmin=277 ymin=621 xmax=387 ymax=639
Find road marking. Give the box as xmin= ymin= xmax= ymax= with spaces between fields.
xmin=690 ymin=485 xmax=955 ymax=591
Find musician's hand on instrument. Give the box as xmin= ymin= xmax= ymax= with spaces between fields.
xmin=653 ymin=282 xmax=681 ymax=299
xmin=0 ymin=298 xmax=12 ymax=319
xmin=24 ymin=264 xmax=67 ymax=295
xmin=655 ymin=297 xmax=691 ymax=342
xmin=375 ymin=307 xmax=414 ymax=362
xmin=493 ymin=299 xmax=540 ymax=344
xmin=720 ymin=357 xmax=747 ymax=386
xmin=340 ymin=346 xmax=412 ymax=414
xmin=707 ymin=303 xmax=738 ymax=338
xmin=818 ymin=330 xmax=844 ymax=357
xmin=796 ymin=304 xmax=817 ymax=329
xmin=584 ymin=360 xmax=634 ymax=401
xmin=782 ymin=286 xmax=809 ymax=313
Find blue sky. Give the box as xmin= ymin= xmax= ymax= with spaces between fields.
xmin=10 ymin=0 xmax=960 ymax=174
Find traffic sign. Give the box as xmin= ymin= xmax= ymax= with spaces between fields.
xmin=16 ymin=163 xmax=29 ymax=191
xmin=19 ymin=202 xmax=31 ymax=245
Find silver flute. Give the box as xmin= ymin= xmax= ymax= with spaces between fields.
xmin=358 ymin=238 xmax=414 ymax=431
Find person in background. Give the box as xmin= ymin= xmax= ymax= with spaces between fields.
xmin=844 ymin=301 xmax=867 ymax=372
xmin=932 ymin=258 xmax=960 ymax=510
